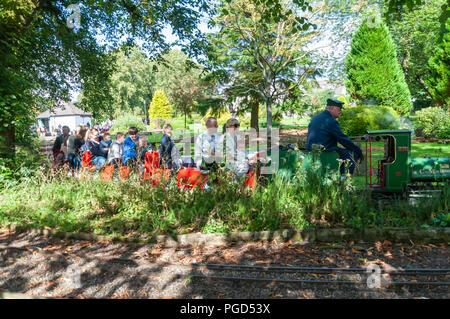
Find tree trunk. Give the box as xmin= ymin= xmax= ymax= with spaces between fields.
xmin=0 ymin=125 xmax=15 ymax=161
xmin=250 ymin=96 xmax=259 ymax=133
xmin=265 ymin=96 xmax=273 ymax=149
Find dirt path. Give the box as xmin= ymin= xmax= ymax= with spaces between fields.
xmin=0 ymin=230 xmax=448 ymax=299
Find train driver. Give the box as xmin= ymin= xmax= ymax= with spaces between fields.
xmin=305 ymin=98 xmax=363 ymax=175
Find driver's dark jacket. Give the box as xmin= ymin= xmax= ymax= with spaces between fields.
xmin=305 ymin=110 xmax=362 ymax=156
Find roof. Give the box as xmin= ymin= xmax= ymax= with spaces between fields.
xmin=36 ymin=101 xmax=92 ymax=119
xmin=367 ymin=129 xmax=413 ymax=134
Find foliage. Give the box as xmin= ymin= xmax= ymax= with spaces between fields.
xmin=207 ymin=0 xmax=320 ymax=134
xmin=109 ymin=113 xmax=147 ymax=135
xmin=425 ymin=18 xmax=450 ymax=107
xmin=386 ymin=0 xmax=446 ymax=103
xmin=153 ymin=50 xmax=211 ymax=125
xmin=149 ymin=90 xmax=173 ymax=128
xmin=430 ymin=213 xmax=449 ymax=227
xmin=414 ymin=107 xmax=450 ymax=139
xmin=338 ymin=105 xmax=403 ymax=136
xmin=1 ymin=159 xmax=448 ymax=237
xmin=105 ymin=46 xmax=154 ymax=119
xmin=0 ymin=0 xmax=212 ymax=160
xmin=345 ymin=18 xmax=412 ymax=114
xmin=202 ymin=108 xmax=232 ymax=127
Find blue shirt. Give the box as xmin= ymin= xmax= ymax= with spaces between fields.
xmin=306 ymin=110 xmax=362 ymax=155
xmin=123 ymin=136 xmax=139 ymax=165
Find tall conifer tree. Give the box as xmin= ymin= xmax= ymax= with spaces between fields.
xmin=345 ymin=18 xmax=412 ymax=114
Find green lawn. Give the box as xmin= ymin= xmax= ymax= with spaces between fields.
xmin=411 ymin=142 xmax=450 ymax=158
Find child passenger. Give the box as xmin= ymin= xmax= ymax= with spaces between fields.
xmin=123 ymin=127 xmax=139 ymax=169
xmin=137 ymin=137 xmax=153 ymax=175
xmin=101 ymin=132 xmax=112 ymax=149
xmin=107 ymin=132 xmax=126 ymax=168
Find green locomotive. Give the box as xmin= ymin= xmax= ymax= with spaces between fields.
xmin=271 ymin=129 xmax=449 ymax=194
xmin=362 ymin=129 xmax=449 ymax=194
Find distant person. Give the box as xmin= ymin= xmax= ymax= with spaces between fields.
xmin=305 ymin=98 xmax=363 ymax=175
xmin=123 ymin=126 xmax=140 ymax=168
xmin=52 ymin=126 xmax=70 ymax=168
xmin=66 ymin=126 xmax=87 ymax=175
xmin=194 ymin=117 xmax=220 ymax=173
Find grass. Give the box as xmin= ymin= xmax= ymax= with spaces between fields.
xmin=411 ymin=142 xmax=450 ymax=158
xmin=0 ymin=157 xmax=448 ymax=239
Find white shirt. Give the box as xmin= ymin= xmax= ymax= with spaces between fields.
xmin=218 ymin=132 xmax=248 ymax=177
xmin=194 ymin=131 xmax=220 ymax=171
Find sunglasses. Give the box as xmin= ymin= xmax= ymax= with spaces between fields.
xmin=231 ymin=123 xmax=240 ymax=128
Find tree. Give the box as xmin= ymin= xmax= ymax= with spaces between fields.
xmin=170 ymin=74 xmax=206 ymax=129
xmin=386 ymin=0 xmax=446 ymax=104
xmin=425 ymin=19 xmax=449 ymax=108
xmin=207 ymin=0 xmax=319 ymax=140
xmin=105 ymin=45 xmax=155 ymax=119
xmin=149 ymin=90 xmax=173 ymax=128
xmin=345 ymin=18 xmax=412 ymax=114
xmin=0 ymin=0 xmax=212 ymax=160
xmin=152 ymin=50 xmax=210 ymax=128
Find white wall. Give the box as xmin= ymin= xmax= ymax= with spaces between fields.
xmin=75 ymin=116 xmax=92 ymax=127
xmin=48 ymin=115 xmax=92 ymax=134
xmin=49 ymin=116 xmax=77 ymax=133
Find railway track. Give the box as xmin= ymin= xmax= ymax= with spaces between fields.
xmin=174 ymin=263 xmax=450 ymax=288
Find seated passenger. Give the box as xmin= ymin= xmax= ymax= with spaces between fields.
xmin=107 ymin=132 xmax=126 ymax=168
xmin=159 ymin=124 xmax=182 ymax=170
xmin=194 ymin=117 xmax=220 ymax=173
xmin=137 ymin=137 xmax=153 ymax=175
xmin=67 ymin=125 xmax=87 ymax=173
xmin=100 ymin=132 xmax=112 ymax=149
xmin=305 ymin=98 xmax=363 ymax=175
xmin=123 ymin=127 xmax=139 ymax=169
xmin=138 ymin=137 xmax=153 ymax=162
xmin=52 ymin=125 xmax=70 ymax=168
xmin=86 ymin=128 xmax=108 ymax=172
xmin=219 ymin=118 xmax=249 ymax=178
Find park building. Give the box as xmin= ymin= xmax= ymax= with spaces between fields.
xmin=36 ymin=101 xmax=92 ymax=136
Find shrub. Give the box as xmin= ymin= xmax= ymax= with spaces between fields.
xmin=149 ymin=90 xmax=173 ymax=128
xmin=338 ymin=105 xmax=402 ymax=136
xmin=415 ymin=107 xmax=450 ymax=139
xmin=201 ymin=108 xmax=232 ymax=127
xmin=109 ymin=113 xmax=147 ymax=134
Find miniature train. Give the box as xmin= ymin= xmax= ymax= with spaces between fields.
xmin=79 ymin=129 xmax=449 ymax=194
xmin=274 ymin=129 xmax=449 ymax=194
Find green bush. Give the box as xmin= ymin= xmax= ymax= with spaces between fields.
xmin=414 ymin=107 xmax=450 ymax=139
xmin=109 ymin=113 xmax=147 ymax=134
xmin=338 ymin=105 xmax=402 ymax=136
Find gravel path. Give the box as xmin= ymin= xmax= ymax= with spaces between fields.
xmin=0 ymin=229 xmax=448 ymax=299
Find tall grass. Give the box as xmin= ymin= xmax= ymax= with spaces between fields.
xmin=0 ymin=158 xmax=448 ymax=237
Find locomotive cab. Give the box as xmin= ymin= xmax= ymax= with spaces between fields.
xmin=364 ymin=130 xmax=412 ymax=193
